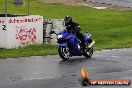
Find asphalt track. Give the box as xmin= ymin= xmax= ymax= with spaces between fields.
xmin=0 ymin=48 xmax=132 ymax=88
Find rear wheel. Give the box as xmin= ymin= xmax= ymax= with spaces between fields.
xmin=58 ymin=47 xmax=70 ymax=60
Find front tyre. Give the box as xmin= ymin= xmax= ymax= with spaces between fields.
xmin=83 ymin=48 xmax=93 ymax=58
xmin=58 ymin=47 xmax=70 ymax=60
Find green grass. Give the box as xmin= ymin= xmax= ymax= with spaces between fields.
xmin=0 ymin=44 xmax=58 ymax=58
xmin=0 ymin=0 xmax=132 ymax=58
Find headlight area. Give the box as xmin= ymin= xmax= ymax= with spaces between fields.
xmin=57 ymin=34 xmax=63 ymax=39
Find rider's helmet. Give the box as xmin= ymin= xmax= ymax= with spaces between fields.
xmin=64 ymin=16 xmax=72 ymax=24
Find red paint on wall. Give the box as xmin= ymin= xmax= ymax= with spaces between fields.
xmin=0 ymin=19 xmax=4 ymax=24
xmin=16 ymin=26 xmax=37 ymax=45
xmin=8 ymin=18 xmax=42 ymax=24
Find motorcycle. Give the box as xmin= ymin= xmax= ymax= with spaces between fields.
xmin=50 ymin=29 xmax=95 ymax=60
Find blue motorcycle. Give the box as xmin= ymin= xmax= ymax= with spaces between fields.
xmin=50 ymin=29 xmax=95 ymax=60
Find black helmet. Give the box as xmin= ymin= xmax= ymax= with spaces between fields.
xmin=64 ymin=16 xmax=72 ymax=23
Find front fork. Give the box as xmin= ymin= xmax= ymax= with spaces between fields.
xmin=87 ymin=40 xmax=95 ymax=49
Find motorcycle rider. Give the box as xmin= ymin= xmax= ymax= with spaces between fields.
xmin=64 ymin=16 xmax=85 ymax=52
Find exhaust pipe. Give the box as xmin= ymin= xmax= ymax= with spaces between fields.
xmin=88 ymin=40 xmax=95 ymax=48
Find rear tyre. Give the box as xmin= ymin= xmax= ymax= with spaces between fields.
xmin=58 ymin=47 xmax=70 ymax=60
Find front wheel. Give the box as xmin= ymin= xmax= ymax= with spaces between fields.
xmin=83 ymin=48 xmax=93 ymax=58
xmin=58 ymin=47 xmax=70 ymax=60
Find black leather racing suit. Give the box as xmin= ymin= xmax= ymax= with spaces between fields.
xmin=65 ymin=22 xmax=85 ymax=50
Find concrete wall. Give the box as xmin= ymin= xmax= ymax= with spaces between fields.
xmin=0 ymin=15 xmax=43 ymax=49
xmin=44 ymin=19 xmax=65 ymax=44
xmin=0 ymin=17 xmax=7 ymax=48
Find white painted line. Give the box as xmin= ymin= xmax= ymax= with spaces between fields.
xmin=102 ymin=50 xmax=110 ymax=51
xmin=124 ymin=57 xmax=132 ymax=59
xmin=93 ymin=7 xmax=108 ymax=9
xmin=23 ymin=76 xmax=56 ymax=80
xmin=111 ymin=56 xmax=120 ymax=58
xmin=94 ymin=55 xmax=104 ymax=57
xmin=128 ymin=70 xmax=132 ymax=72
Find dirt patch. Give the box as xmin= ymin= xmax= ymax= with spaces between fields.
xmin=39 ymin=0 xmax=132 ymax=10
xmin=39 ymin=0 xmax=83 ymax=3
xmin=83 ymin=0 xmax=132 ymax=10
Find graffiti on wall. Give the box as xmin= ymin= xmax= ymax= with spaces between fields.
xmin=16 ymin=26 xmax=37 ymax=45
xmin=0 ymin=19 xmax=5 ymax=24
xmin=9 ymin=18 xmax=42 ymax=24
